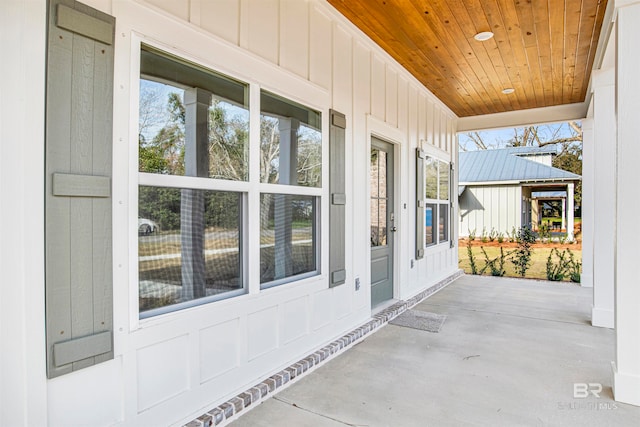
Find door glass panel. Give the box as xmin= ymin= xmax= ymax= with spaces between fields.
xmin=370 ymin=198 xmax=380 ymax=246
xmin=371 ymin=149 xmax=380 ymax=198
xmin=378 ymin=198 xmax=387 ymax=246
xmin=370 ymin=147 xmax=388 ymax=247
xmin=378 ymin=150 xmax=387 ymax=199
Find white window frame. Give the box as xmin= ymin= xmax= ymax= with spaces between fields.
xmin=424 ymin=151 xmax=451 ymax=248
xmin=131 ymin=41 xmax=327 ymax=320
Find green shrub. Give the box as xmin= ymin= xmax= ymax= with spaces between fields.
xmin=511 ymin=227 xmax=535 ymax=277
xmin=467 ymin=239 xmax=479 ymax=275
xmin=567 ymin=250 xmax=581 ymax=283
xmin=546 ymin=248 xmax=568 ymax=281
xmin=480 ymin=246 xmax=508 ymax=277
xmin=538 ymin=222 xmax=551 ymax=243
xmin=546 ymin=248 xmax=581 ymax=282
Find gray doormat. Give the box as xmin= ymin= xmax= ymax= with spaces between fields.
xmin=389 ymin=309 xmax=446 ymax=333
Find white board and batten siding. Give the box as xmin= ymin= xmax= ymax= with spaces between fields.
xmin=3 ymin=1 xmax=458 ymax=426
xmin=459 ymin=185 xmax=522 ymax=237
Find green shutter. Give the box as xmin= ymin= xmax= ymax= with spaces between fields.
xmin=416 ymin=149 xmax=425 ymax=259
xmin=329 ymin=110 xmax=346 ymax=287
xmin=450 ymin=162 xmax=455 ymax=248
xmin=45 ymin=0 xmax=115 ymax=378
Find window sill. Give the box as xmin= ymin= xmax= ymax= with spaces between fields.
xmin=423 ymin=241 xmax=452 ymax=256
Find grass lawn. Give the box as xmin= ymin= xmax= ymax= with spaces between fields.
xmin=458 ymin=241 xmax=582 ymax=282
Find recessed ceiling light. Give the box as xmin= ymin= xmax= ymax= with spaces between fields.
xmin=474 ymin=31 xmax=494 ymax=41
xmin=502 ymin=88 xmax=515 ymax=94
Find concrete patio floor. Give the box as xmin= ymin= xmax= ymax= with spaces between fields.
xmin=231 ymin=275 xmax=640 ymax=426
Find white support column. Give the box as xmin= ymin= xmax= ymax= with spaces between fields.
xmin=181 ymin=88 xmax=211 ymax=300
xmin=591 ymin=68 xmax=616 ymax=329
xmin=274 ymin=118 xmax=299 ymax=279
xmin=581 ymin=115 xmax=594 ymax=287
xmin=566 ymin=183 xmax=574 ymax=241
xmin=613 ymin=0 xmax=640 ymax=407
xmin=1 ymin=1 xmax=49 ymax=425
xmin=561 ymin=198 xmax=566 ymax=231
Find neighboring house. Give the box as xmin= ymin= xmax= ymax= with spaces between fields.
xmin=459 ymin=146 xmax=581 ymax=239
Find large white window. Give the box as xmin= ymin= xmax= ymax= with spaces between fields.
xmin=259 ymin=91 xmax=322 ymax=287
xmin=137 ymin=46 xmax=322 ymax=317
xmin=424 ymin=156 xmax=450 ymax=247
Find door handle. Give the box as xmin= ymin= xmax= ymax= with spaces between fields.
xmin=390 ymin=226 xmax=397 ymax=232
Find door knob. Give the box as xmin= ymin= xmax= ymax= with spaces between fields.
xmin=390 ymin=226 xmax=397 ymax=232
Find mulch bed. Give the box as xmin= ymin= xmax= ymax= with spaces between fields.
xmin=461 ymin=239 xmax=582 ymax=251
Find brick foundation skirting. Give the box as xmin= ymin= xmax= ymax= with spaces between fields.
xmin=184 ymin=270 xmax=463 ymax=427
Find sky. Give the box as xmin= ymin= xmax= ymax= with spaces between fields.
xmin=457 ymin=121 xmax=580 ymax=152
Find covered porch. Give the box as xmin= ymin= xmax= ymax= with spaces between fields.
xmin=530 ymin=183 xmax=577 ymax=238
xmin=232 ymin=275 xmax=640 ymax=426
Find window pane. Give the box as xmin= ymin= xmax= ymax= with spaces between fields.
xmin=377 ymin=150 xmax=387 ymax=199
xmin=425 ymin=157 xmax=438 ymax=199
xmin=425 ymin=203 xmax=436 ymax=246
xmin=260 ymin=194 xmax=317 ymax=285
xmin=370 ymin=148 xmax=380 ymax=198
xmin=260 ymin=91 xmax=322 ymax=187
xmin=371 ymin=197 xmax=388 ymax=247
xmin=439 ymin=203 xmax=449 ymax=242
xmin=370 ymin=198 xmax=380 ymax=246
xmin=439 ymin=160 xmax=449 ymax=200
xmin=138 ymin=186 xmax=242 ymax=315
xmin=139 ymin=46 xmax=249 ymax=181
xmin=378 ymin=198 xmax=387 ymax=246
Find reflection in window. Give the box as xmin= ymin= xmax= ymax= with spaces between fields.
xmin=260 ymin=91 xmax=322 ymax=187
xmin=424 ymin=155 xmax=450 ymax=247
xmin=137 ymin=45 xmax=325 ymax=313
xmin=138 ymin=187 xmax=242 ymax=315
xmin=425 ymin=204 xmax=435 ymax=246
xmin=439 ymin=203 xmax=448 ymax=242
xmin=139 ymin=46 xmax=249 ymax=181
xmin=260 ymin=194 xmax=317 ymax=285
xmin=439 ymin=160 xmax=449 ymax=200
xmin=425 ymin=157 xmax=438 ymax=199
xmin=370 ymin=148 xmax=387 ymax=247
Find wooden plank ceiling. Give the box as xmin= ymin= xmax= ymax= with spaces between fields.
xmin=327 ymin=0 xmax=608 ymax=117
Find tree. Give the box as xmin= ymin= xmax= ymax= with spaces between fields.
xmin=138 ymin=80 xmax=322 ymax=232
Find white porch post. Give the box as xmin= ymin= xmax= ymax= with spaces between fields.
xmin=613 ymin=0 xmax=640 ymax=407
xmin=581 ymin=116 xmax=594 ymax=287
xmin=561 ymin=198 xmax=566 ymax=231
xmin=591 ymin=68 xmax=616 ymax=329
xmin=566 ymin=183 xmax=574 ymax=241
xmin=1 ymin=1 xmax=49 ymax=425
xmin=274 ymin=118 xmax=298 ymax=279
xmin=181 ymin=88 xmax=211 ymax=300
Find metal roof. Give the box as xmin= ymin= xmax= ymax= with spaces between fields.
xmin=532 ymin=191 xmax=568 ymax=198
xmin=502 ymin=146 xmax=559 ymax=156
xmin=459 ymin=148 xmax=581 ymax=184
